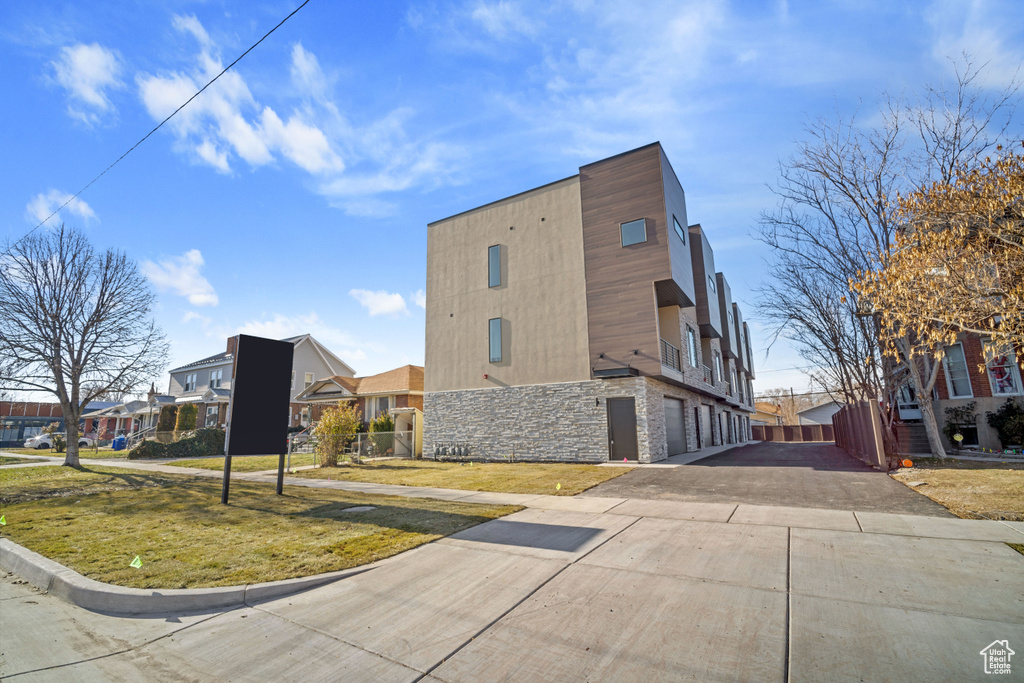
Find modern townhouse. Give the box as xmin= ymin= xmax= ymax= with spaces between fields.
xmin=424 ymin=142 xmax=756 ymax=463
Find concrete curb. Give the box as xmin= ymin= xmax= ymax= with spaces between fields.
xmin=0 ymin=538 xmax=371 ymax=615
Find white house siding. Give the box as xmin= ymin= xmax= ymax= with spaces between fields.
xmin=798 ymin=402 xmax=843 ymax=426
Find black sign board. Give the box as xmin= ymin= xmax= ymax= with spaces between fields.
xmin=221 ymin=334 xmax=293 ymax=503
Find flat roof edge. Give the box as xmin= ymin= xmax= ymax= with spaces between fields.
xmin=428 ymin=174 xmax=580 ymax=226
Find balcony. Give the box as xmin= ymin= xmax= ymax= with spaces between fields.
xmin=701 ymin=364 xmax=713 ymax=384
xmin=660 ymin=338 xmax=681 ymax=372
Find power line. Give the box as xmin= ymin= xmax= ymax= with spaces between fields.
xmin=23 ymin=0 xmax=311 ymax=240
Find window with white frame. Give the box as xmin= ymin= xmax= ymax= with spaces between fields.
xmin=184 ymin=373 xmax=197 ymax=392
xmin=713 ymin=351 xmax=723 ymax=383
xmin=985 ymin=342 xmax=1022 ymax=395
xmin=731 ymin=367 xmax=738 ymax=396
xmin=304 ymin=372 xmax=314 ymax=389
xmin=943 ymin=343 xmax=973 ymax=398
xmin=291 ymin=371 xmax=295 ymax=390
xmin=367 ymin=396 xmax=392 ymax=421
xmin=687 ymin=328 xmax=699 ymax=368
xmin=210 ymin=369 xmax=223 ymax=389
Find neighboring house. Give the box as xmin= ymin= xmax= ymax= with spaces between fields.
xmin=294 ymin=364 xmax=425 ymax=455
xmin=1 ymin=400 xmax=118 ymax=447
xmin=424 ymin=142 xmax=756 ymax=463
xmin=797 ymin=400 xmax=844 ymax=426
xmin=165 ymin=334 xmax=356 ymax=430
xmin=922 ymin=331 xmax=1024 ymax=451
xmin=82 ymin=389 xmax=177 ymax=438
xmin=752 ymin=402 xmax=784 ymax=426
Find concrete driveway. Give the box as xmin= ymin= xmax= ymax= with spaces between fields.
xmin=585 ymin=441 xmax=953 ymax=516
xmin=4 ymin=492 xmax=1023 ymax=681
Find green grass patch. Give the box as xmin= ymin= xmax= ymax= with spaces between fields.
xmin=1009 ymin=543 xmax=1024 ymax=557
xmin=1 ymin=447 xmax=128 ymax=459
xmin=293 ymin=458 xmax=633 ymax=495
xmin=0 ymin=465 xmax=518 ymax=588
xmin=0 ymin=456 xmax=36 ymax=465
xmin=173 ymin=452 xmax=319 ymax=472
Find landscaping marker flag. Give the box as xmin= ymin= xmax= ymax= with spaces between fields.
xmin=130 ymin=555 xmax=143 ymax=569
xmin=0 ymin=515 xmax=5 ymax=525
xmin=556 ymin=483 xmax=561 ymax=491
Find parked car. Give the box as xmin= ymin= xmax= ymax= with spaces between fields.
xmin=24 ymin=433 xmax=96 ymax=449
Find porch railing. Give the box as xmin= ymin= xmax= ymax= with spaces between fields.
xmin=660 ymin=338 xmax=681 ymax=372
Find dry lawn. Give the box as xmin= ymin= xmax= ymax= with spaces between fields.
xmin=293 ymin=458 xmax=633 ymax=495
xmin=891 ymin=457 xmax=1024 ymax=521
xmin=0 ymin=465 xmax=517 ymax=589
xmin=172 ymin=452 xmax=318 ymax=472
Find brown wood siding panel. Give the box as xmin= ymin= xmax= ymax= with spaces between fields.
xmin=580 ymin=144 xmax=671 ymax=377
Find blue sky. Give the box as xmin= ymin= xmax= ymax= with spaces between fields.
xmin=3 ymin=0 xmax=1023 ymax=397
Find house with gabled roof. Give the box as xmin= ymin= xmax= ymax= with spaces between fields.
xmin=165 ymin=334 xmax=356 ymax=430
xmin=295 ymin=364 xmax=424 ymax=454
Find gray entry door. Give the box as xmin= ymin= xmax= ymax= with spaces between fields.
xmin=701 ymin=404 xmax=713 ymax=449
xmin=664 ymin=398 xmax=686 ymax=455
xmin=607 ymin=398 xmax=639 ymax=461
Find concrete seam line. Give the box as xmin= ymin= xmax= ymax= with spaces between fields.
xmin=725 ymin=504 xmax=739 ymax=523
xmin=997 ymin=520 xmax=1024 ymax=537
xmin=248 ymin=604 xmax=422 ymax=674
xmin=416 ymin=517 xmax=645 ymax=682
xmin=785 ymin=527 xmax=792 ymax=683
xmin=784 ymin=588 xmax=1024 ymax=625
xmin=2 ymin=647 xmax=136 ymax=679
xmin=853 ymin=511 xmax=865 ymax=532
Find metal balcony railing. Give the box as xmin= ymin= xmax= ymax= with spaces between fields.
xmin=701 ymin=364 xmax=714 ymax=384
xmin=660 ymin=338 xmax=681 ymax=372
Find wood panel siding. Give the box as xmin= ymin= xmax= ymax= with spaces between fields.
xmin=580 ymin=144 xmax=672 ymax=378
xmin=717 ymin=273 xmax=738 ymax=359
xmin=687 ymin=224 xmax=722 ymax=338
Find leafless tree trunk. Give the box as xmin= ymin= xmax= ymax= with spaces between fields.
xmin=0 ymin=226 xmax=169 ymax=466
xmin=756 ymin=56 xmax=1019 ymax=457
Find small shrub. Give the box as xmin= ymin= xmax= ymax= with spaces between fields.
xmin=175 ymin=403 xmax=198 ymax=433
xmin=987 ymin=398 xmax=1024 ymax=448
xmin=156 ymin=405 xmax=178 ymax=443
xmin=53 ymin=435 xmax=66 ymax=453
xmin=314 ymin=403 xmax=361 ymax=467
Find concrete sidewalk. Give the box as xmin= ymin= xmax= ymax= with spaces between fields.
xmin=3 ymin=494 xmax=1023 ymax=681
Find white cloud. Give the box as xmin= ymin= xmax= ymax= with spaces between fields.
xmin=52 ymin=43 xmax=124 ymax=125
xmin=925 ymin=0 xmax=1024 ymax=88
xmin=25 ymin=189 xmax=97 ymax=226
xmin=136 ymin=15 xmax=452 ymax=213
xmin=231 ymin=312 xmax=378 ymax=367
xmin=471 ymin=1 xmax=539 ymax=40
xmin=182 ymin=311 xmax=211 ymax=325
xmin=349 ymin=289 xmax=409 ymax=317
xmin=413 ymin=289 xmax=427 ymax=309
xmin=141 ymin=249 xmax=219 ymax=306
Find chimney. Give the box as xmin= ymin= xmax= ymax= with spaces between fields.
xmin=226 ymin=336 xmax=238 ymax=355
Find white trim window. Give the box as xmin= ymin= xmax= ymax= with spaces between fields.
xmin=687 ymin=328 xmax=699 ymax=368
xmin=291 ymin=371 xmax=295 ymax=390
xmin=943 ymin=343 xmax=973 ymax=398
xmin=985 ymin=343 xmax=1022 ymax=395
xmin=367 ymin=396 xmax=393 ymax=421
xmin=184 ymin=373 xmax=197 ymax=392
xmin=304 ymin=372 xmax=314 ymax=389
xmin=210 ymin=369 xmax=223 ymax=389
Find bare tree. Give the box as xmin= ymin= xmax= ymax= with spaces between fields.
xmin=0 ymin=226 xmax=169 ymax=466
xmin=756 ymin=56 xmax=1019 ymax=457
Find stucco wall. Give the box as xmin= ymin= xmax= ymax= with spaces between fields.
xmin=425 ymin=177 xmax=591 ymax=392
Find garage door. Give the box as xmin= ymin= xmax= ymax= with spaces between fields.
xmin=664 ymin=398 xmax=686 ymax=455
xmin=701 ymin=404 xmax=713 ymax=449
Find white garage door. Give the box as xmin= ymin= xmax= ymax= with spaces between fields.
xmin=665 ymin=398 xmax=686 ymax=455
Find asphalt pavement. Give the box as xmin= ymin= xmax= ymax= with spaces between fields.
xmin=586 ymin=441 xmax=954 ymax=516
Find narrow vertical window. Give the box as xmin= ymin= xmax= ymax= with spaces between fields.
xmin=943 ymin=343 xmax=973 ymax=398
xmin=672 ymin=216 xmax=686 ymax=245
xmin=687 ymin=328 xmax=699 ymax=368
xmin=304 ymin=372 xmax=314 ymax=389
xmin=489 ymin=318 xmax=502 ymax=363
xmin=488 ymin=245 xmax=501 ymax=288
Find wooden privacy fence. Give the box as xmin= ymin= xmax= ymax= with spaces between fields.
xmin=751 ymin=424 xmax=835 ymax=442
xmin=831 ymin=401 xmax=887 ymax=470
